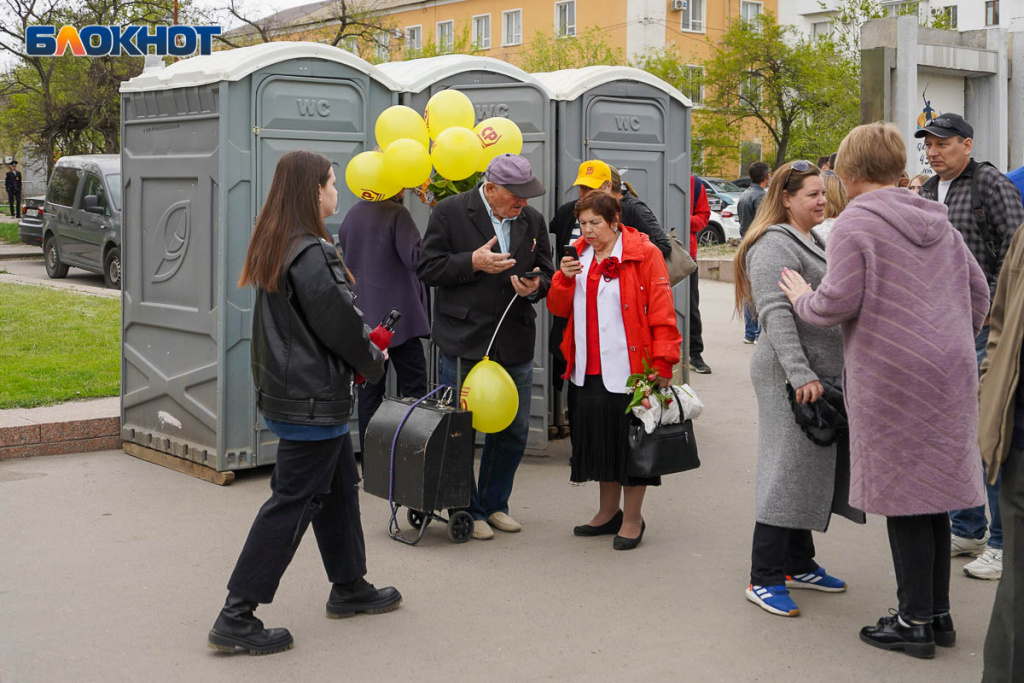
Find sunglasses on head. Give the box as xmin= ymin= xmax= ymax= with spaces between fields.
xmin=927 ymin=117 xmax=957 ymax=129
xmin=790 ymin=160 xmax=813 ymax=172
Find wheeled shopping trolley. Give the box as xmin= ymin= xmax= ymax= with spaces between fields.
xmin=362 ymin=391 xmax=476 ymax=545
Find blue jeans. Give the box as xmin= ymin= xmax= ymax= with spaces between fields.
xmin=438 ymin=352 xmax=533 ymax=521
xmin=951 ymin=326 xmax=1003 ymax=548
xmin=743 ymin=303 xmax=761 ymax=341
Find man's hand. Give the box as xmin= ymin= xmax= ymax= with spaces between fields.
xmin=511 ymin=271 xmax=541 ymax=297
xmin=472 ymin=236 xmax=516 ymax=274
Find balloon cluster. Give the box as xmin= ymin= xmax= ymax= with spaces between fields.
xmin=345 ymin=89 xmax=524 ymax=202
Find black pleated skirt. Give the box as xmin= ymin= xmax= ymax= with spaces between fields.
xmin=567 ymin=374 xmax=661 ymax=487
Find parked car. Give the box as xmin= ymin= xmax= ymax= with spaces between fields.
xmin=18 ymin=195 xmax=45 ymax=246
xmin=732 ymin=177 xmax=752 ymax=189
xmin=42 ymin=155 xmax=122 ymax=289
xmin=701 ymin=177 xmax=744 ymax=201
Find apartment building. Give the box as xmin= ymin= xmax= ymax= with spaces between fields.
xmin=780 ymin=0 xmax=1024 ymax=39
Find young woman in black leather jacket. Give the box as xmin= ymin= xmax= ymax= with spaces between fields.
xmin=208 ymin=150 xmax=402 ymax=656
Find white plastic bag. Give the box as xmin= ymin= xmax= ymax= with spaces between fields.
xmin=630 ymin=384 xmax=703 ymax=434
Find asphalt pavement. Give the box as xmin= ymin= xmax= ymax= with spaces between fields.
xmin=0 ymin=280 xmax=996 ymax=682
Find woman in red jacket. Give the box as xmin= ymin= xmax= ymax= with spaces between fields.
xmin=547 ymin=192 xmax=681 ymax=550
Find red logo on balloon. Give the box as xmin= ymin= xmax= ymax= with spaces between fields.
xmin=361 ymin=189 xmax=384 ymax=201
xmin=459 ymin=386 xmax=470 ymax=411
xmin=478 ymin=126 xmax=503 ymax=149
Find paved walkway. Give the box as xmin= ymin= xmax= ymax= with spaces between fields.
xmin=0 ymin=280 xmax=996 ymax=682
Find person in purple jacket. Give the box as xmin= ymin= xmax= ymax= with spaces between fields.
xmin=780 ymin=122 xmax=990 ymax=659
xmin=337 ymin=190 xmax=431 ymax=453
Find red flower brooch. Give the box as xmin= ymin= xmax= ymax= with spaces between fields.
xmin=597 ymin=256 xmax=621 ymax=282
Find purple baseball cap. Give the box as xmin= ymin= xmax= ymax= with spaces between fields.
xmin=484 ymin=154 xmax=546 ymax=198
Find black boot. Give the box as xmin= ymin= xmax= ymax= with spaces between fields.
xmin=208 ymin=594 xmax=294 ymax=655
xmin=859 ymin=612 xmax=935 ymax=659
xmin=326 ymin=578 xmax=402 ymax=619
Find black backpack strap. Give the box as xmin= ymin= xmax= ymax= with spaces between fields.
xmin=970 ymin=160 xmax=999 ymax=273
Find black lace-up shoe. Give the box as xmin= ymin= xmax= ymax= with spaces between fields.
xmin=932 ymin=613 xmax=956 ymax=647
xmin=326 ymin=578 xmax=402 ymax=619
xmin=208 ymin=594 xmax=294 ymax=656
xmin=859 ymin=611 xmax=935 ymax=659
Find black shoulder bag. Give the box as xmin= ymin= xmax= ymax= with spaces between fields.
xmin=627 ymin=386 xmax=701 ymax=477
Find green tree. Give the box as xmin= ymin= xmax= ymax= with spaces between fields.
xmin=517 ymin=27 xmax=622 ymax=72
xmin=701 ymin=12 xmax=859 ymax=169
xmin=402 ymin=24 xmax=482 ymax=61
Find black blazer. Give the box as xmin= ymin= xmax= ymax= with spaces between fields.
xmin=418 ymin=185 xmax=555 ymax=365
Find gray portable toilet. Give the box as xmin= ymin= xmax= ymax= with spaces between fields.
xmin=377 ymin=55 xmax=556 ymax=454
xmin=535 ymin=66 xmax=693 ymax=368
xmin=119 ymin=43 xmax=399 ymax=474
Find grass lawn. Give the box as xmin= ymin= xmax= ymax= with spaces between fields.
xmin=0 ymin=283 xmax=120 ymax=408
xmin=0 ymin=222 xmax=19 ymax=244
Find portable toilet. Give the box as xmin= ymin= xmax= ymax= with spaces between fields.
xmin=377 ymin=55 xmax=556 ymax=454
xmin=535 ymin=66 xmax=693 ymax=365
xmin=119 ymin=43 xmax=399 ymax=476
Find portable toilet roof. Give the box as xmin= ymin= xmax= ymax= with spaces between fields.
xmin=534 ymin=66 xmax=692 ymax=107
xmin=376 ymin=54 xmax=538 ymax=92
xmin=121 ymin=41 xmax=399 ymax=92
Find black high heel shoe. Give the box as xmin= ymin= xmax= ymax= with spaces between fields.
xmin=613 ymin=520 xmax=646 ymax=550
xmin=574 ymin=510 xmax=623 ymax=537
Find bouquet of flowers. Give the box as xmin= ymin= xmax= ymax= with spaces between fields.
xmin=626 ymin=359 xmax=703 ymax=434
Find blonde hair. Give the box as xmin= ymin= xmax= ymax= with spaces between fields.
xmin=608 ymin=165 xmax=639 ymax=198
xmin=733 ymin=160 xmax=821 ymax=312
xmin=909 ymin=173 xmax=929 ymax=191
xmin=834 ymin=122 xmax=906 ymax=185
xmin=823 ymin=173 xmax=848 ymax=219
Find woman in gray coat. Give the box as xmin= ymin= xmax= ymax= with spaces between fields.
xmin=732 ymin=160 xmax=864 ymax=619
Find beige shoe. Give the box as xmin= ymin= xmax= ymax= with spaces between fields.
xmin=472 ymin=520 xmax=494 ymax=540
xmin=487 ymin=512 xmax=522 ymax=533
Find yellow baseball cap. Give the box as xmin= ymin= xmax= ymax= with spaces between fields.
xmin=573 ymin=160 xmax=612 ymax=189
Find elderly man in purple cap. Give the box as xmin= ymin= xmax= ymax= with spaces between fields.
xmin=418 ymin=153 xmax=555 ymax=540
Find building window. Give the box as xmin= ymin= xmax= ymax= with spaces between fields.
xmin=374 ymin=32 xmax=390 ymax=62
xmin=503 ymin=9 xmax=522 ymax=46
xmin=680 ymin=0 xmax=705 ymax=33
xmin=740 ymin=1 xmax=762 ymax=25
xmin=405 ymin=25 xmax=422 ymax=51
xmin=556 ymin=1 xmax=576 ymax=38
xmin=471 ymin=15 xmax=491 ymax=49
xmin=811 ymin=21 xmax=832 ymax=38
xmin=740 ymin=141 xmax=762 ymax=177
xmin=436 ymin=20 xmax=454 ymax=52
xmin=740 ymin=73 xmax=761 ymax=104
xmin=985 ymin=1 xmax=999 ymax=26
xmin=342 ymin=36 xmax=358 ymax=54
xmin=683 ymin=65 xmax=704 ymax=106
xmin=882 ymin=1 xmax=918 ymax=17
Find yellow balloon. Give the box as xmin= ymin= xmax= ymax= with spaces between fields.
xmin=430 ymin=127 xmax=483 ymax=181
xmin=474 ymin=117 xmax=524 ymax=172
xmin=424 ymin=89 xmax=476 ymax=140
xmin=383 ymin=138 xmax=433 ymax=188
xmin=376 ymin=105 xmax=429 ymax=150
xmin=345 ymin=151 xmax=401 ymax=202
xmin=460 ymin=358 xmax=519 ymax=433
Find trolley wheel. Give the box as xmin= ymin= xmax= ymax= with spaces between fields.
xmin=447 ymin=511 xmax=474 ymax=543
xmin=407 ymin=508 xmax=430 ymax=530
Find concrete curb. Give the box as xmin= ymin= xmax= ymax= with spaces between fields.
xmin=0 ymin=397 xmax=121 ymax=461
xmin=0 ymin=245 xmax=43 ymax=261
xmin=698 ymin=258 xmax=735 ymax=283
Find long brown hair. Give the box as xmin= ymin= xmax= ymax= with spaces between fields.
xmin=237 ymin=150 xmax=334 ymax=292
xmin=732 ymin=160 xmax=821 ymax=312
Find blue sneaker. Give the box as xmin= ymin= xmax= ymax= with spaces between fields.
xmin=786 ymin=566 xmax=847 ymax=592
xmin=746 ymin=584 xmax=800 ymax=617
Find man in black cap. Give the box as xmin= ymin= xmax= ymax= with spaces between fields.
xmin=5 ymin=160 xmax=21 ymax=217
xmin=418 ymin=154 xmax=555 ymax=540
xmin=917 ymin=112 xmax=1024 ymax=580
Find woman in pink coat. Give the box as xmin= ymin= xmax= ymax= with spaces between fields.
xmin=780 ymin=123 xmax=989 ymax=659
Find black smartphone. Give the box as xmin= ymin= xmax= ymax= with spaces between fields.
xmin=380 ymin=308 xmax=402 ymax=332
xmin=563 ymin=246 xmax=579 ymax=261
xmin=519 ymin=270 xmax=541 ymax=279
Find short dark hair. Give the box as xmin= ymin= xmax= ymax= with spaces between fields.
xmin=816 ymin=156 xmax=830 ymax=168
xmin=748 ymin=161 xmax=770 ymax=185
xmin=828 ymin=152 xmax=837 ymax=168
xmin=574 ymin=191 xmax=621 ymax=226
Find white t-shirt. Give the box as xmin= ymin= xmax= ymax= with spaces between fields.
xmin=937 ymin=179 xmax=953 ymax=204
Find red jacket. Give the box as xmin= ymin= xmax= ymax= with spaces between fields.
xmin=547 ymin=225 xmax=681 ymax=379
xmin=689 ymin=176 xmax=711 ymax=259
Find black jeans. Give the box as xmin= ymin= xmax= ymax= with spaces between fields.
xmin=356 ymin=337 xmax=428 ymax=451
xmin=227 ymin=434 xmax=367 ymax=604
xmin=750 ymin=522 xmax=819 ymax=586
xmin=688 ymin=271 xmax=703 ymax=357
xmin=886 ymin=513 xmax=951 ymax=622
xmin=8 ymin=190 xmax=20 ymax=217
xmin=983 ymin=448 xmax=1023 ymax=682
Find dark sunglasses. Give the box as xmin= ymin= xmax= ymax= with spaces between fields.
xmin=790 ymin=159 xmax=813 ymax=172
xmin=926 ymin=117 xmax=957 ymax=129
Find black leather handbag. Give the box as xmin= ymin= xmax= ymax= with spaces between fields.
xmin=626 ymin=390 xmax=700 ymax=477
xmin=785 ymin=377 xmax=847 ymax=446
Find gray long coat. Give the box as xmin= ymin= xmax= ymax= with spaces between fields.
xmin=747 ymin=225 xmax=865 ymax=531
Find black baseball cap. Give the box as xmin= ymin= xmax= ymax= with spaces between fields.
xmin=914 ymin=113 xmax=974 ymax=140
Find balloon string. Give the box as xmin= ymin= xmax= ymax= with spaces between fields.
xmin=485 ymin=294 xmax=519 ymax=359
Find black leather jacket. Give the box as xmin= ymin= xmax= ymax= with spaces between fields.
xmin=251 ymin=235 xmax=386 ymax=425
